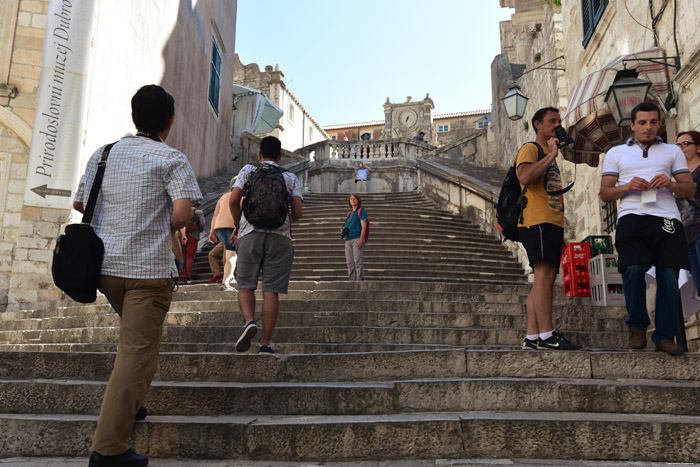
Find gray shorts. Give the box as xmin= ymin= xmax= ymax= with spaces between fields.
xmin=235 ymin=232 xmax=294 ymax=293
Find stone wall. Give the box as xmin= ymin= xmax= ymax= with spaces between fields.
xmin=556 ymin=1 xmax=700 ymax=241
xmin=425 ymin=132 xmax=486 ymax=166
xmin=1 ymin=1 xmax=239 ymax=313
xmin=494 ymin=4 xmax=598 ymax=243
xmin=0 ymin=0 xmax=67 ymax=313
xmin=434 ymin=114 xmax=488 ymax=147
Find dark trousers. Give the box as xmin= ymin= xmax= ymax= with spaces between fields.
xmin=622 ymin=264 xmax=679 ymax=343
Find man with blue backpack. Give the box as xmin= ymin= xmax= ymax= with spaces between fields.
xmin=229 ymin=136 xmax=303 ymax=354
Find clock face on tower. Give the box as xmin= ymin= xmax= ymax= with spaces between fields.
xmin=397 ymin=109 xmax=418 ymax=128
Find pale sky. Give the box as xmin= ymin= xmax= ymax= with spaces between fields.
xmin=235 ymin=0 xmax=515 ymax=126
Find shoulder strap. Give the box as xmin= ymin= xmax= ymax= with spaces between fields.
xmin=526 ymin=141 xmax=576 ymax=197
xmin=82 ymin=142 xmax=117 ymax=224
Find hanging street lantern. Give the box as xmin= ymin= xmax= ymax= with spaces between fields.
xmin=502 ymin=85 xmax=529 ymax=121
xmin=605 ymin=69 xmax=652 ymax=126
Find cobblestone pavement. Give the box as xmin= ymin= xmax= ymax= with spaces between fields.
xmin=1 ymin=459 xmax=698 ymax=466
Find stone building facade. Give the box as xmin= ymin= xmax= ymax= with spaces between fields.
xmin=323 ymin=102 xmax=491 ymax=148
xmin=233 ymin=54 xmax=328 ymax=154
xmin=0 ymin=0 xmax=237 ymax=313
xmin=492 ymin=0 xmax=700 ymax=242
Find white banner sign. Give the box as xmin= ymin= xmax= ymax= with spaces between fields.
xmin=23 ymin=0 xmax=97 ymax=209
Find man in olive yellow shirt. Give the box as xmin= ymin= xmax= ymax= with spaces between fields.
xmin=516 ymin=107 xmax=582 ymax=351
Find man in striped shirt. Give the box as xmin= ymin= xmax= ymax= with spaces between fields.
xmin=74 ymin=85 xmax=201 ymax=467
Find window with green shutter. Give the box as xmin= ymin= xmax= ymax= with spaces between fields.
xmin=208 ymin=39 xmax=222 ymax=115
xmin=581 ymin=0 xmax=609 ymax=48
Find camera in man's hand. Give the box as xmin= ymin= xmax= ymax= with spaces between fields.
xmin=554 ymin=125 xmax=575 ymax=149
xmin=340 ymin=227 xmax=350 ymax=239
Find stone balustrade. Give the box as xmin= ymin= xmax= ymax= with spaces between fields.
xmin=290 ymin=138 xmax=433 ymax=193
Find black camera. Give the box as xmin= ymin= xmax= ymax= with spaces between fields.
xmin=340 ymin=227 xmax=350 ymax=239
xmin=554 ymin=125 xmax=575 ymax=149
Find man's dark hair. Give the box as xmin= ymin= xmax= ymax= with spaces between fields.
xmin=260 ymin=136 xmax=282 ymax=159
xmin=531 ymin=107 xmax=560 ymax=134
xmin=678 ymin=130 xmax=700 ymax=146
xmin=419 ymin=131 xmax=425 ymax=135
xmin=131 ymin=85 xmax=175 ymax=135
xmin=631 ymin=102 xmax=661 ymax=123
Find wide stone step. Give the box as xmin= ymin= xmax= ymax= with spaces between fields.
xmin=2 ymin=350 xmax=699 ymax=382
xmin=2 ymin=377 xmax=699 ymax=417
xmin=191 ymin=258 xmax=524 ymax=273
xmin=0 ymin=342 xmax=462 ymax=353
xmin=288 ymin=262 xmax=524 ymax=273
xmin=293 ymin=217 xmax=479 ymax=230
xmin=286 ymin=272 xmax=528 ymax=284
xmin=0 ymin=309 xmax=627 ymax=334
xmin=295 ymin=214 xmax=477 ymax=226
xmin=291 ymin=237 xmax=502 ymax=248
xmin=0 ymin=325 xmax=642 ymax=350
xmin=0 ymin=294 xmax=623 ymax=324
xmin=1 ymin=411 xmax=699 ymax=461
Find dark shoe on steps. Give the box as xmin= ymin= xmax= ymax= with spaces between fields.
xmin=536 ymin=329 xmax=582 ymax=351
xmin=235 ymin=320 xmax=258 ymax=352
xmin=655 ymin=339 xmax=684 ymax=355
xmin=629 ymin=328 xmax=647 ymax=349
xmin=135 ymin=405 xmax=147 ymax=421
xmin=88 ymin=448 xmax=148 ymax=466
xmin=522 ymin=337 xmax=539 ymax=350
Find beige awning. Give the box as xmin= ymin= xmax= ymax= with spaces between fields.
xmin=562 ymin=47 xmax=672 ymax=167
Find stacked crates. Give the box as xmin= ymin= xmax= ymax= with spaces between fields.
xmin=561 ymin=243 xmax=591 ymax=297
xmin=589 ymin=254 xmax=625 ymax=306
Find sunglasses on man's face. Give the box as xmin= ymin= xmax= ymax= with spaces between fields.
xmin=676 ymin=141 xmax=697 ymax=148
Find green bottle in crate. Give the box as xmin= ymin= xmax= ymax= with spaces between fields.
xmin=583 ymin=235 xmax=613 ymax=257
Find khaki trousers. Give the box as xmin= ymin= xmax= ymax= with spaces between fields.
xmin=92 ymin=275 xmax=173 ymax=455
xmin=208 ymin=241 xmax=224 ymax=276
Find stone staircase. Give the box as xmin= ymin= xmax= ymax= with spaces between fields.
xmin=1 ymin=192 xmax=700 ymax=463
xmin=191 ymin=191 xmax=528 ymax=284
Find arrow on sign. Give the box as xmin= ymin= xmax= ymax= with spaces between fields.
xmin=31 ymin=185 xmax=72 ymax=199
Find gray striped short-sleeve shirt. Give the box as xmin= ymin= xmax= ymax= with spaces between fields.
xmin=75 ymin=134 xmax=202 ymax=279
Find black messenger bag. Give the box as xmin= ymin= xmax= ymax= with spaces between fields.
xmin=52 ymin=142 xmax=115 ymax=303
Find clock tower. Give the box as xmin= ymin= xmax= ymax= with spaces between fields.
xmin=383 ymin=94 xmax=435 ymax=141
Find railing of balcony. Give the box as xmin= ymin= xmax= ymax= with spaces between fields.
xmin=294 ymin=138 xmax=434 ymax=163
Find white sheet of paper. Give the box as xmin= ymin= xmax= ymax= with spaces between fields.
xmin=641 ymin=189 xmax=657 ymax=204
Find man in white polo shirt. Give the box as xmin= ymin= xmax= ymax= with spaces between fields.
xmin=600 ymin=102 xmax=694 ymax=355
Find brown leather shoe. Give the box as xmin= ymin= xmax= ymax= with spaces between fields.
xmin=655 ymin=339 xmax=684 ymax=355
xmin=628 ymin=328 xmax=647 ymax=349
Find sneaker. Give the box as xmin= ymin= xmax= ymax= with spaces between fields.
xmin=208 ymin=275 xmax=224 ymax=283
xmin=235 ymin=320 xmax=257 ymax=352
xmin=522 ymin=337 xmax=539 ymax=350
xmin=536 ymin=330 xmax=583 ymax=351
xmin=259 ymin=345 xmax=276 ymax=354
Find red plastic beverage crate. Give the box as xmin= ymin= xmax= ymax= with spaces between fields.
xmin=561 ymin=242 xmax=591 ymax=266
xmin=561 ymin=243 xmax=592 ymax=297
